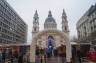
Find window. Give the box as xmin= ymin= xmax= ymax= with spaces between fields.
xmin=0 ymin=27 xmax=1 ymax=31
xmin=0 ymin=39 xmax=2 ymax=43
xmin=91 ymin=26 xmax=93 ymax=32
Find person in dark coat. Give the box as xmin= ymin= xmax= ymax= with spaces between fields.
xmin=77 ymin=50 xmax=82 ymax=63
xmin=11 ymin=55 xmax=14 ymax=63
xmin=36 ymin=48 xmax=40 ymax=56
xmin=53 ymin=49 xmax=58 ymax=57
xmin=72 ymin=47 xmax=76 ymax=62
xmin=18 ymin=53 xmax=23 ymax=63
xmin=2 ymin=50 xmax=5 ymax=62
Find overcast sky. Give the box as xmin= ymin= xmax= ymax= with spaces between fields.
xmin=7 ymin=0 xmax=96 ymax=43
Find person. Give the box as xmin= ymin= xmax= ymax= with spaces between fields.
xmin=46 ymin=47 xmax=53 ymax=58
xmin=2 ymin=50 xmax=5 ymax=63
xmin=26 ymin=52 xmax=30 ymax=63
xmin=36 ymin=47 xmax=40 ymax=56
xmin=11 ymin=55 xmax=14 ymax=63
xmin=0 ymin=50 xmax=2 ymax=62
xmin=18 ymin=53 xmax=23 ymax=63
xmin=77 ymin=50 xmax=82 ymax=63
xmin=14 ymin=51 xmax=18 ymax=59
xmin=23 ymin=53 xmax=28 ymax=63
xmin=53 ymin=49 xmax=58 ymax=57
xmin=39 ymin=48 xmax=46 ymax=63
xmin=58 ymin=45 xmax=65 ymax=63
xmin=72 ymin=47 xmax=76 ymax=62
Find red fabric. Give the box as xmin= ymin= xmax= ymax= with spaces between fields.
xmin=87 ymin=51 xmax=96 ymax=62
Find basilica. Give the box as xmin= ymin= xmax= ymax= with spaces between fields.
xmin=32 ymin=10 xmax=69 ymax=47
xmin=30 ymin=9 xmax=72 ymax=63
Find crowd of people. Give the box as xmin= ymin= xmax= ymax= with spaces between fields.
xmin=36 ymin=45 xmax=96 ymax=63
xmin=0 ymin=49 xmax=30 ymax=63
xmin=35 ymin=45 xmax=66 ymax=63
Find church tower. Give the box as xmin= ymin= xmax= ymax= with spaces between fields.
xmin=32 ymin=10 xmax=39 ymax=37
xmin=62 ymin=9 xmax=69 ymax=34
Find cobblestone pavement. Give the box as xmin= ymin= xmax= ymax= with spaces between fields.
xmin=4 ymin=57 xmax=95 ymax=63
xmin=36 ymin=56 xmax=78 ymax=63
xmin=36 ymin=56 xmax=95 ymax=63
xmin=46 ymin=57 xmax=66 ymax=63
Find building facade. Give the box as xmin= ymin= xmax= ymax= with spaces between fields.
xmin=32 ymin=10 xmax=69 ymax=48
xmin=30 ymin=10 xmax=72 ymax=63
xmin=76 ymin=4 xmax=96 ymax=44
xmin=0 ymin=0 xmax=27 ymax=45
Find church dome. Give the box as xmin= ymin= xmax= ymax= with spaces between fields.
xmin=45 ymin=17 xmax=56 ymax=23
xmin=44 ymin=11 xmax=57 ymax=30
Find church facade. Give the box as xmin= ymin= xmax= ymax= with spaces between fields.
xmin=30 ymin=10 xmax=72 ymax=63
xmin=32 ymin=10 xmax=69 ymax=48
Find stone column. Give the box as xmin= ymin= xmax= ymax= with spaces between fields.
xmin=30 ymin=40 xmax=36 ymax=63
xmin=66 ymin=41 xmax=72 ymax=63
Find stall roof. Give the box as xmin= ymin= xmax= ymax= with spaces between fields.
xmin=70 ymin=42 xmax=92 ymax=45
xmin=70 ymin=42 xmax=77 ymax=45
xmin=77 ymin=42 xmax=91 ymax=45
xmin=1 ymin=43 xmax=30 ymax=47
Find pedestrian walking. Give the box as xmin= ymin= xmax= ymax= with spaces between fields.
xmin=18 ymin=53 xmax=23 ymax=63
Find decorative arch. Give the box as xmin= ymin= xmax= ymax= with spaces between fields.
xmin=30 ymin=29 xmax=72 ymax=63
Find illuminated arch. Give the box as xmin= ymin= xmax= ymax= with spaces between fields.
xmin=30 ymin=29 xmax=71 ymax=63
